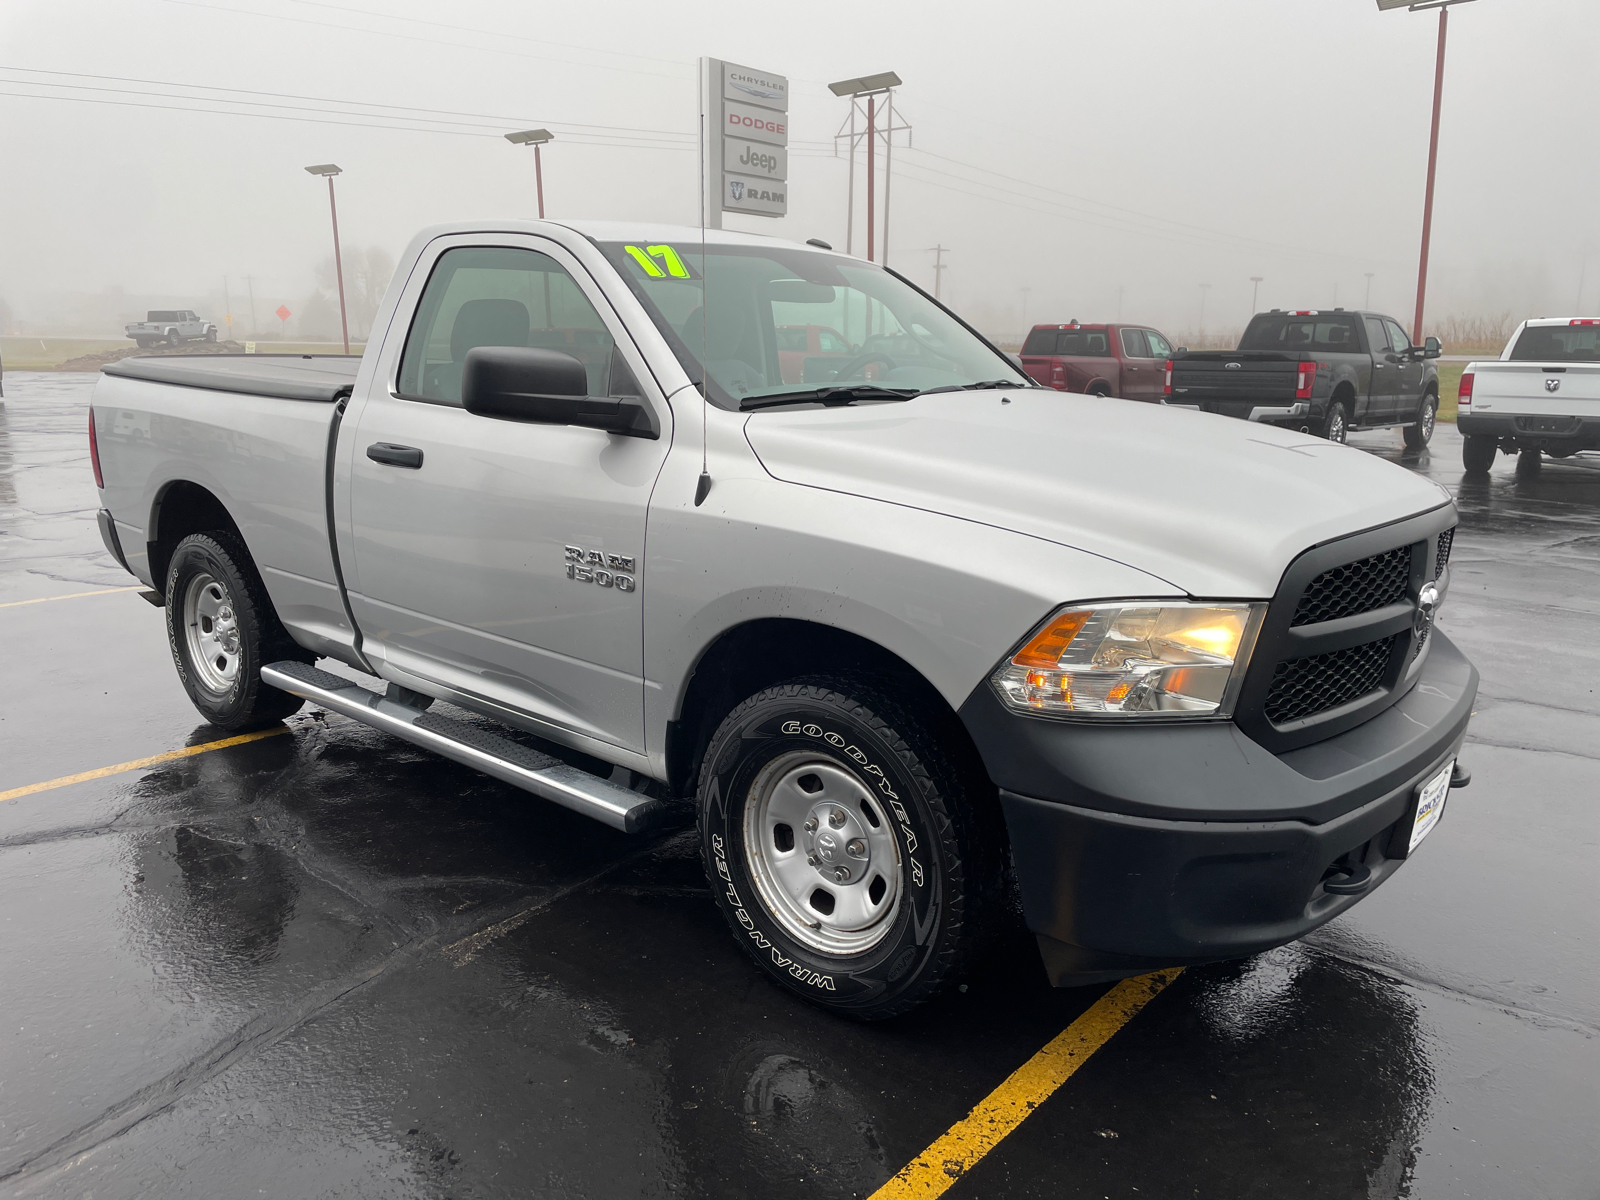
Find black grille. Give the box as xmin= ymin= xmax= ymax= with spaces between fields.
xmin=1434 ymin=527 xmax=1455 ymax=579
xmin=1264 ymin=636 xmax=1399 ymax=725
xmin=1292 ymin=546 xmax=1411 ymax=626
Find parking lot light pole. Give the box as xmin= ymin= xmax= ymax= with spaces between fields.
xmin=829 ymin=73 xmax=901 ymax=263
xmin=1365 ymin=272 xmax=1375 ymax=308
xmin=505 ymin=129 xmax=554 ymax=218
xmin=1378 ymin=0 xmax=1478 ymax=343
xmin=304 ymin=164 xmax=350 ymax=354
xmin=1250 ymin=276 xmax=1263 ymax=316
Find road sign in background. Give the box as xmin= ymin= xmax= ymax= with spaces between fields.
xmin=701 ymin=58 xmax=788 ymax=226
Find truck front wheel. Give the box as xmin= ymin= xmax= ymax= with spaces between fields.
xmin=697 ymin=677 xmax=999 ymax=1020
xmin=1462 ymin=433 xmax=1498 ymax=473
xmin=165 ymin=532 xmax=311 ymax=729
xmin=1402 ymin=394 xmax=1437 ymax=450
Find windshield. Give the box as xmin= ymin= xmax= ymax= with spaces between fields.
xmin=1508 ymin=323 xmax=1600 ymax=363
xmin=597 ymin=240 xmax=1027 ymax=409
xmin=1238 ymin=314 xmax=1361 ymax=352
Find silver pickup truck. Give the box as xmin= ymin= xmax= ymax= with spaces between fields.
xmin=125 ymin=309 xmax=218 ymax=349
xmin=89 ymin=220 xmax=1477 ymax=1018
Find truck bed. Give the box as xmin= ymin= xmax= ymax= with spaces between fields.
xmin=103 ymin=354 xmax=362 ymax=402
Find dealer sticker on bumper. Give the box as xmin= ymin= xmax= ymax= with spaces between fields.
xmin=1410 ymin=759 xmax=1452 ymax=853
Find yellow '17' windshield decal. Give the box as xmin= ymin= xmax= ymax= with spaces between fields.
xmin=624 ymin=244 xmax=691 ymax=279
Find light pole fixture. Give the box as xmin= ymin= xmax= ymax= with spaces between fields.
xmin=1250 ymin=276 xmax=1264 ymax=315
xmin=1377 ymin=0 xmax=1479 ymax=342
xmin=304 ymin=163 xmax=350 ymax=354
xmin=505 ymin=128 xmax=554 ymax=219
xmin=829 ymin=72 xmax=902 ymax=264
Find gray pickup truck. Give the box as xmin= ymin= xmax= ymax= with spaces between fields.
xmin=125 ymin=309 xmax=218 ymax=349
xmin=89 ymin=220 xmax=1476 ymax=1018
xmin=1168 ymin=309 xmax=1442 ymax=446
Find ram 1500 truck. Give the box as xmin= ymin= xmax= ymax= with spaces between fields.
xmin=1458 ymin=317 xmax=1600 ymax=472
xmin=89 ymin=220 xmax=1476 ymax=1019
xmin=1167 ymin=309 xmax=1442 ymax=446
xmin=125 ymin=309 xmax=218 ymax=349
xmin=1019 ymin=321 xmax=1176 ymax=401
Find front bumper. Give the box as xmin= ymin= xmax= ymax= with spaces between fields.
xmin=959 ymin=631 xmax=1477 ymax=985
xmin=1458 ymin=411 xmax=1600 ymax=453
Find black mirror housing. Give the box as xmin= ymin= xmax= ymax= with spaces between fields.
xmin=461 ymin=346 xmax=658 ymax=439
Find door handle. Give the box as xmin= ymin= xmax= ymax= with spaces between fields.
xmin=367 ymin=442 xmax=424 ymax=469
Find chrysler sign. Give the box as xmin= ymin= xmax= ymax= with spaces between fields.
xmin=701 ymin=57 xmax=788 ymax=221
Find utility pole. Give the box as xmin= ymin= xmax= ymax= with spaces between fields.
xmin=926 ymin=245 xmax=948 ymax=299
xmin=1365 ymin=273 xmax=1375 ymax=309
xmin=304 ymin=164 xmax=350 ymax=354
xmin=1250 ymin=276 xmax=1264 ymax=315
xmin=1020 ymin=287 xmax=1032 ymax=327
xmin=247 ymin=276 xmax=258 ymax=338
xmin=223 ymin=275 xmax=232 ymax=343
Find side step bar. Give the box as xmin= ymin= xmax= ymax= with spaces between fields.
xmin=261 ymin=661 xmax=667 ymax=834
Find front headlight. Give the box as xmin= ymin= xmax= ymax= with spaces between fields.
xmin=991 ymin=601 xmax=1266 ymax=719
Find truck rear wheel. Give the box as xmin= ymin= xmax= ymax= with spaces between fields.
xmin=166 ymin=330 xmax=181 ymax=346
xmin=697 ymin=676 xmax=999 ymax=1020
xmin=1402 ymin=394 xmax=1437 ymax=450
xmin=1322 ymin=401 xmax=1349 ymax=444
xmin=135 ymin=338 xmax=154 ymax=349
xmin=1462 ymin=433 xmax=1497 ymax=473
xmin=165 ymin=532 xmax=311 ymax=729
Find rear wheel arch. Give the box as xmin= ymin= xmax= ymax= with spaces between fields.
xmin=666 ymin=618 xmax=992 ymax=806
xmin=147 ymin=480 xmax=246 ymax=601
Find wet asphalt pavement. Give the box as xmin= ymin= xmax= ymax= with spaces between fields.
xmin=1 ymin=373 xmax=1596 ymax=1199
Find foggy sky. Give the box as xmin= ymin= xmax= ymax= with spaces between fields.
xmin=2 ymin=0 xmax=1597 ymax=341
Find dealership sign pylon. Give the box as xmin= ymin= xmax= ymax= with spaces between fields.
xmin=700 ymin=58 xmax=789 ymax=228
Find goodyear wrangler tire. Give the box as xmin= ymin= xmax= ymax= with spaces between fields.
xmin=697 ymin=676 xmax=998 ymax=1020
xmin=165 ymin=531 xmax=312 ymax=730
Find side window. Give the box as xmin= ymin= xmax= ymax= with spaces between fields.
xmin=1143 ymin=330 xmax=1172 ymax=358
xmin=818 ymin=328 xmax=849 ymax=354
xmin=1384 ymin=319 xmax=1411 ymax=353
xmin=1119 ymin=328 xmax=1150 ymax=358
xmin=1364 ymin=318 xmax=1389 ymax=355
xmin=775 ymin=327 xmax=808 ymax=352
xmin=397 ymin=245 xmax=618 ymax=405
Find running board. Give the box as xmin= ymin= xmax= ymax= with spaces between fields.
xmin=261 ymin=660 xmax=666 ymax=834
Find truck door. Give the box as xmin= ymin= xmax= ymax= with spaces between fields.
xmin=1363 ymin=316 xmax=1398 ymax=423
xmin=342 ymin=238 xmax=671 ymax=756
xmin=1385 ymin=318 xmax=1425 ymax=424
xmin=1117 ymin=328 xmax=1155 ymax=401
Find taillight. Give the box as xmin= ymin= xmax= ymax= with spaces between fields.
xmin=89 ymin=408 xmax=104 ymax=489
xmin=1295 ymin=362 xmax=1317 ymax=400
xmin=1163 ymin=359 xmax=1173 ymax=396
xmin=1458 ymin=371 xmax=1474 ymax=408
xmin=1051 ymin=362 xmax=1065 ymax=389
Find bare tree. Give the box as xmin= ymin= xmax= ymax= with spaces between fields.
xmin=300 ymin=246 xmax=396 ymax=342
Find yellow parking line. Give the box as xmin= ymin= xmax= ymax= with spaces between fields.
xmin=0 ymin=727 xmax=290 ymax=803
xmin=870 ymin=968 xmax=1182 ymax=1199
xmin=0 ymin=586 xmax=144 ymax=609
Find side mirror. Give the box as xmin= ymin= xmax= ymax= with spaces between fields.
xmin=1423 ymin=336 xmax=1442 ymax=359
xmin=1176 ymin=346 xmax=1189 ymax=354
xmin=462 ymin=346 xmax=658 ymax=439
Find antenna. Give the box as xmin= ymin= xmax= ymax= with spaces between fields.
xmin=695 ymin=59 xmax=713 ymax=507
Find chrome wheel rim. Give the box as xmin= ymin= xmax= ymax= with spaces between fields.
xmin=742 ymin=751 xmax=903 ymax=955
xmin=1420 ymin=402 xmax=1435 ymax=441
xmin=1328 ymin=410 xmax=1346 ymax=442
xmin=183 ymin=571 xmax=241 ymax=694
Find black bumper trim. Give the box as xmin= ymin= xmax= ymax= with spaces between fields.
xmin=1458 ymin=412 xmax=1600 ymax=450
xmin=96 ymin=509 xmax=132 ymax=574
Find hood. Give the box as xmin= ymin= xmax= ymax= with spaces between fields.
xmin=743 ymin=391 xmax=1453 ymax=597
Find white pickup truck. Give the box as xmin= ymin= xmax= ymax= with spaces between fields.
xmin=88 ymin=220 xmax=1476 ymax=1018
xmin=125 ymin=309 xmax=218 ymax=349
xmin=1458 ymin=317 xmax=1600 ymax=472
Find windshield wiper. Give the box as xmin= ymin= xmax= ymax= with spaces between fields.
xmin=916 ymin=379 xmax=1033 ymax=396
xmin=738 ymin=385 xmax=919 ymax=412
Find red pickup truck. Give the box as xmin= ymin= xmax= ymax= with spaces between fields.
xmin=1020 ymin=322 xmax=1176 ymax=403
